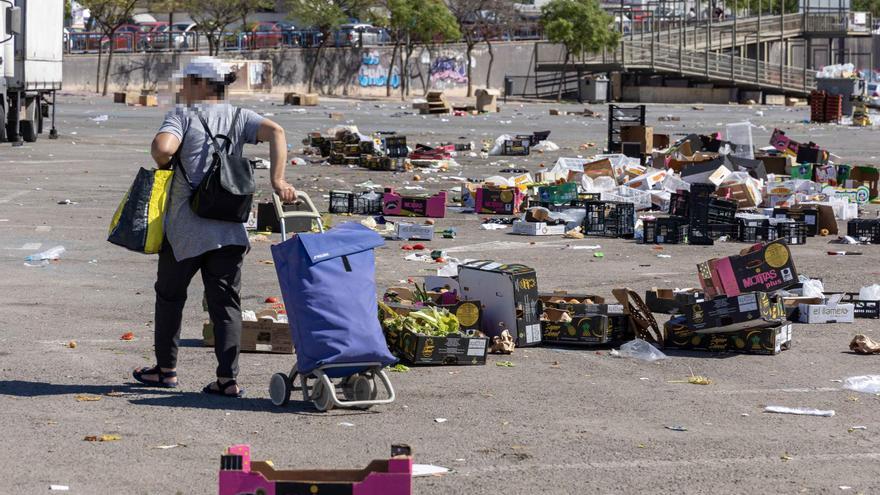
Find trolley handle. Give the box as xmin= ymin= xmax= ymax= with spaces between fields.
xmin=272 ymin=191 xmax=324 ymax=239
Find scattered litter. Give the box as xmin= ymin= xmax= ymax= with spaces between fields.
xmin=564 ymin=245 xmax=601 ymax=250
xmin=781 ymin=452 xmax=793 ymax=461
xmin=120 ymin=332 xmax=135 ymax=341
xmin=67 ymin=341 xmax=77 ymax=349
xmin=412 ymin=464 xmax=450 ymax=477
xmin=57 ymin=199 xmax=78 ymax=205
xmin=434 ymin=418 xmax=448 ymax=423
xmin=25 ymin=246 xmax=65 ymax=262
xmin=49 ymin=486 xmax=69 ymax=492
xmin=593 ymin=252 xmax=604 ymax=258
xmin=665 ymin=425 xmax=688 ymax=432
xmin=763 ymin=406 xmax=835 ymax=417
xmin=656 ymin=254 xmax=672 ymax=258
xmin=616 ymin=339 xmax=667 ymax=362
xmin=337 ymin=422 xmax=355 ymax=427
xmin=84 ymin=434 xmax=122 ymax=442
xmin=90 ymin=115 xmax=109 ymax=123
xmin=842 ymin=375 xmax=880 ymax=394
xmin=480 ymin=224 xmax=507 ymax=230
xmin=75 ymin=395 xmax=102 ymax=402
xmin=849 ymin=426 xmax=867 ymax=431
xmin=389 ymin=364 xmax=410 ymax=372
xmin=155 ymin=444 xmax=186 ymax=449
xmin=849 ymin=335 xmax=880 ymax=354
xmin=496 ymin=360 xmax=515 ymax=367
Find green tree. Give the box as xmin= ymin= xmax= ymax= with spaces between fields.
xmin=541 ymin=0 xmax=619 ymax=101
xmin=382 ymin=0 xmax=416 ymax=97
xmin=184 ymin=0 xmax=241 ymax=55
xmin=401 ymin=0 xmax=459 ymax=96
xmin=81 ymin=0 xmax=139 ymax=96
xmin=286 ymin=0 xmax=348 ymax=93
xmin=448 ymin=0 xmax=491 ymax=97
xmin=853 ymin=0 xmax=880 ymax=17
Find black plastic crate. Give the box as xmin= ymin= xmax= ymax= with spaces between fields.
xmin=669 ymin=191 xmax=689 ymax=217
xmin=738 ymin=218 xmax=777 ymax=243
xmin=502 ymin=138 xmax=530 ymax=156
xmin=584 ymin=201 xmax=635 ymax=238
xmin=775 ymin=221 xmax=807 ymax=245
xmin=695 ymin=198 xmax=738 ymax=224
xmin=689 ymin=183 xmax=716 ymax=203
xmin=383 ymin=135 xmax=408 ymax=158
xmin=328 ymin=190 xmax=383 ymax=215
xmin=608 ymin=104 xmax=646 ymax=153
xmin=641 ymin=216 xmax=688 ymax=244
xmin=688 ymin=223 xmax=740 ymax=245
xmin=773 ymin=207 xmax=818 ymax=236
xmin=847 ymin=219 xmax=880 ymax=244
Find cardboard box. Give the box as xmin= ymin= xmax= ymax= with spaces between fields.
xmin=620 ymin=126 xmax=654 ymax=153
xmin=798 ymin=303 xmax=855 ymax=324
xmin=697 ymin=240 xmax=799 ymax=298
xmin=541 ymin=314 xmax=626 ymax=346
xmin=475 ymin=186 xmax=526 ymax=215
xmin=684 ymin=292 xmax=786 ymax=333
xmin=475 ymin=88 xmax=499 ymax=113
xmin=716 ymin=181 xmax=760 ymax=208
xmin=458 ymin=261 xmax=541 ymax=347
xmin=757 ymin=154 xmax=794 ymax=176
xmin=511 ymin=221 xmax=566 ymax=236
xmin=822 ymin=185 xmax=871 ymax=205
xmin=582 ymin=158 xmax=617 ymax=180
xmin=645 ymin=288 xmax=706 ymax=314
xmin=790 ymin=163 xmax=814 ymax=180
xmin=382 ymin=188 xmax=446 ymax=218
xmin=392 ymin=332 xmax=488 ymax=365
xmin=847 ymin=166 xmax=879 ymax=198
xmin=625 ymin=169 xmax=668 ymax=190
xmin=395 ymin=223 xmax=434 ymax=241
xmin=665 ymin=317 xmax=792 ymax=355
xmin=203 ymin=319 xmax=292 ymax=354
xmin=284 ymin=92 xmax=319 ymax=106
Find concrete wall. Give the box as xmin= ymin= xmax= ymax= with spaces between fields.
xmin=62 ymin=42 xmax=537 ymax=97
xmin=622 ymin=86 xmax=736 ymax=104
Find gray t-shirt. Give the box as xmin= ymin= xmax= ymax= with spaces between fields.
xmin=158 ymin=103 xmax=265 ymax=261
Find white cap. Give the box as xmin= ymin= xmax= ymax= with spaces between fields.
xmin=175 ymin=56 xmax=232 ymax=82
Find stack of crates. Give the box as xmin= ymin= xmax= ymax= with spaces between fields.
xmin=538 ymin=182 xmax=578 ymax=205
xmin=738 ymin=217 xmax=776 ymax=243
xmin=775 ymin=220 xmax=807 ymax=245
xmin=687 ymin=184 xmax=739 ymax=245
xmin=825 ymin=94 xmax=843 ymax=123
xmin=607 ymin=104 xmax=646 ymax=153
xmin=584 ymin=201 xmax=635 ymax=238
xmin=810 ymin=90 xmax=827 ymax=123
xmin=848 ymin=218 xmax=880 ymax=243
xmin=641 ymin=216 xmax=688 ymax=244
xmin=773 ymin=207 xmax=818 ymax=236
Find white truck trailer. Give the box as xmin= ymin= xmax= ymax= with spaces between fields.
xmin=1 ymin=0 xmax=63 ymax=143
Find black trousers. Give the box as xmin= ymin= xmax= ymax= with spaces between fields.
xmin=154 ymin=239 xmax=245 ymax=378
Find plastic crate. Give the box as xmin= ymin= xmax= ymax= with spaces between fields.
xmin=773 ymin=207 xmax=818 ymax=236
xmin=738 ymin=218 xmax=777 ymax=243
xmin=706 ymin=198 xmax=738 ymax=224
xmin=642 ymin=216 xmax=688 ymax=244
xmin=824 ymin=293 xmax=880 ymax=318
xmin=689 ymin=183 xmax=716 ymax=203
xmin=847 ymin=219 xmax=880 ymax=244
xmin=601 ymin=186 xmax=652 ymax=211
xmin=669 ymin=191 xmax=689 ymax=217
xmin=502 ymin=138 xmax=530 ymax=155
xmin=383 ymin=135 xmax=408 ymax=158
xmin=584 ymin=201 xmax=635 ymax=238
xmin=688 ymin=222 xmax=740 ymax=245
xmin=328 ymin=190 xmax=383 ymax=215
xmin=775 ymin=221 xmax=807 ymax=245
xmin=538 ymin=182 xmax=578 ymax=205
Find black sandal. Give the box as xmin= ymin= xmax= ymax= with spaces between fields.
xmin=133 ymin=366 xmax=178 ymax=388
xmin=202 ymin=379 xmax=245 ymax=398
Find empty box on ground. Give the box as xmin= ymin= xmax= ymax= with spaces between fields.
xmin=382 ymin=188 xmax=446 ymax=218
xmin=697 ymin=240 xmax=798 ymax=298
xmin=645 ymin=288 xmax=706 ymax=314
xmin=458 ymin=261 xmax=542 ymax=347
xmin=511 ymin=221 xmax=567 ymax=236
xmin=684 ymin=292 xmax=786 ymax=333
xmin=665 ymin=317 xmax=792 ymax=355
xmin=203 ymin=310 xmax=292 ymax=354
xmin=475 ymin=186 xmax=526 ymax=215
xmin=538 ymin=292 xmax=632 ymax=346
xmin=798 ymin=302 xmax=855 ymax=324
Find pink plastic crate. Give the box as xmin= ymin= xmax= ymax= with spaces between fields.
xmin=382 ymin=188 xmax=446 ymax=218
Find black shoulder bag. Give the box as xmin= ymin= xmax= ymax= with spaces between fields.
xmin=189 ymin=108 xmax=255 ymax=223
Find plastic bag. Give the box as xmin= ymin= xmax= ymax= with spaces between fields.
xmin=763 ymin=406 xmax=835 ymax=417
xmin=859 ymin=284 xmax=880 ymax=301
xmin=25 ymin=246 xmax=66 ymax=262
xmin=799 ymin=275 xmax=825 ymax=299
xmin=842 ymin=375 xmax=880 ymax=394
xmin=532 ymin=140 xmax=559 ymax=152
xmin=488 ymin=134 xmax=513 ymax=156
xmin=592 ymin=176 xmax=618 ymax=192
xmin=617 ymin=339 xmax=667 ymax=362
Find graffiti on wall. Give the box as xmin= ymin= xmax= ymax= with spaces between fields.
xmin=358 ymin=50 xmax=400 ymax=89
xmin=429 ymin=53 xmax=469 ymax=88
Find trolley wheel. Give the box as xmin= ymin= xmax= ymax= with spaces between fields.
xmin=343 ymin=374 xmax=375 ymax=401
xmin=311 ymin=378 xmax=334 ymax=412
xmin=269 ymin=372 xmax=291 ymax=407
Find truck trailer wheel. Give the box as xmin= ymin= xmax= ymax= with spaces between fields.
xmin=20 ymin=120 xmax=37 ymax=143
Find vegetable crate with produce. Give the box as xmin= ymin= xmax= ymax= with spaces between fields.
xmin=379 ymin=303 xmax=489 ymax=366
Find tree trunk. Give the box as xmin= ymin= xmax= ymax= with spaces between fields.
xmin=403 ymin=45 xmax=414 ymax=98
xmin=485 ymin=38 xmax=495 ymax=88
xmin=556 ymin=50 xmax=569 ymax=102
xmin=386 ymin=39 xmax=400 ymax=97
xmin=95 ymin=39 xmax=103 ymax=94
xmin=307 ymin=38 xmax=327 ymax=94
xmin=102 ymin=31 xmax=115 ymax=96
xmin=465 ymin=41 xmax=474 ymax=97
xmin=419 ymin=47 xmax=430 ymax=97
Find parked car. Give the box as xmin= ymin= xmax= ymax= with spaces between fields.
xmin=168 ymin=22 xmax=198 ymax=49
xmin=101 ymin=24 xmax=141 ymax=52
xmin=137 ymin=21 xmax=169 ymax=50
xmin=337 ymin=23 xmax=386 ymax=46
xmin=244 ymin=22 xmax=284 ymax=49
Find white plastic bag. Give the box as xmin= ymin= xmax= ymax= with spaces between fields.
xmin=617 ymin=339 xmax=667 ymax=362
xmin=858 ymin=284 xmax=880 ymax=301
xmin=799 ymin=276 xmax=825 ymax=299
xmin=843 ymin=375 xmax=880 ymax=394
xmin=488 ymin=134 xmax=513 ymax=156
xmin=532 ymin=140 xmax=559 ymax=152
